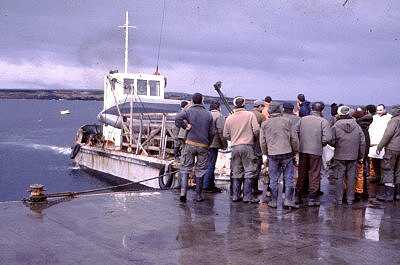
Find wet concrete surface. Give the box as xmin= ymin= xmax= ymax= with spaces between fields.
xmin=0 ymin=181 xmax=400 ymax=265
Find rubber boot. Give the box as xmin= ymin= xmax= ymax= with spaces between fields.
xmin=376 ymin=185 xmax=394 ymax=202
xmin=194 ymin=177 xmax=205 ymax=202
xmin=307 ymin=193 xmax=320 ymax=207
xmin=395 ymin=184 xmax=400 ymax=201
xmin=268 ymin=189 xmax=277 ymax=208
xmin=284 ymin=187 xmax=299 ymax=209
xmin=180 ymin=173 xmax=188 ymax=202
xmin=260 ymin=186 xmax=271 ymax=203
xmin=294 ymin=190 xmax=303 ymax=206
xmin=231 ymin=178 xmax=242 ymax=202
xmin=253 ymin=178 xmax=262 ymax=196
xmin=243 ymin=178 xmax=260 ymax=203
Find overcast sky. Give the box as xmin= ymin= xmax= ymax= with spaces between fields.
xmin=0 ymin=0 xmax=399 ymax=104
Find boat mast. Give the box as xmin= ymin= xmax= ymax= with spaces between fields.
xmin=119 ymin=11 xmax=135 ymax=73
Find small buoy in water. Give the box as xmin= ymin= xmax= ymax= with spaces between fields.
xmin=27 ymin=184 xmax=47 ymax=203
xmin=60 ymin=110 xmax=71 ymax=115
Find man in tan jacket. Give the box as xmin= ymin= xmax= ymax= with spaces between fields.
xmin=224 ymin=96 xmax=260 ymax=203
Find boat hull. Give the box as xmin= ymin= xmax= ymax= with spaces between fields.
xmin=74 ymin=146 xmax=173 ymax=189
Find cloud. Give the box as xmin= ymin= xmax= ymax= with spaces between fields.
xmin=0 ymin=0 xmax=399 ymax=105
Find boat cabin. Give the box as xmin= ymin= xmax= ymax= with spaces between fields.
xmin=103 ymin=72 xmax=167 ymax=111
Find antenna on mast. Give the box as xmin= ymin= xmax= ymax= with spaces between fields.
xmin=118 ymin=11 xmax=136 ymax=73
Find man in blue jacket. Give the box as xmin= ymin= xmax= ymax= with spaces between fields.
xmin=175 ymin=93 xmax=215 ymax=202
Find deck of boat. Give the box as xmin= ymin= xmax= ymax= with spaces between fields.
xmin=1 ymin=182 xmax=399 ymax=265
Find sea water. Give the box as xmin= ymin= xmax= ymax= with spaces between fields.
xmin=0 ymin=99 xmax=109 ymax=201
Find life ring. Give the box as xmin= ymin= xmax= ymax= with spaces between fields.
xmin=158 ymin=166 xmax=174 ymax=190
xmin=70 ymin=144 xmax=81 ymax=159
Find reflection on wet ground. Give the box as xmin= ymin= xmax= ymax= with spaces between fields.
xmin=0 ymin=184 xmax=399 ymax=265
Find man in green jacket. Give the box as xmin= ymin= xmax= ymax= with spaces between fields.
xmin=377 ymin=105 xmax=400 ymax=201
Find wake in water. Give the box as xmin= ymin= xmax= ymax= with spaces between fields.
xmin=0 ymin=141 xmax=71 ymax=155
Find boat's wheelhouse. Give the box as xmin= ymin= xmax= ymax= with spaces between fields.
xmin=103 ymin=72 xmax=167 ymax=111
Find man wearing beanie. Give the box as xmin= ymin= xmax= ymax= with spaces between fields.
xmin=175 ymin=93 xmax=215 ymax=203
xmin=260 ymin=102 xmax=299 ymax=208
xmin=377 ymin=105 xmax=400 ymax=201
xmin=330 ymin=106 xmax=366 ymax=205
xmin=295 ymin=102 xmax=331 ymax=206
xmin=223 ymin=96 xmax=260 ymax=203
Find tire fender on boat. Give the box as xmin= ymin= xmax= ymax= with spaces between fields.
xmin=70 ymin=144 xmax=81 ymax=159
xmin=158 ymin=164 xmax=174 ymax=190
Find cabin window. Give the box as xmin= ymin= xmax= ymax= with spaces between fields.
xmin=123 ymin=79 xmax=135 ymax=94
xmin=137 ymin=79 xmax=147 ymax=95
xmin=149 ymin=80 xmax=160 ymax=96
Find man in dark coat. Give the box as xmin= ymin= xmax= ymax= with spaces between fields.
xmin=175 ymin=93 xmax=215 ymax=202
xmin=296 ymin=94 xmax=311 ymax=117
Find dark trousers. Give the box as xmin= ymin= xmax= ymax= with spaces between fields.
xmin=296 ymin=153 xmax=322 ymax=197
xmin=335 ymin=159 xmax=357 ymax=203
xmin=382 ymin=149 xmax=400 ymax=185
xmin=203 ymin=148 xmax=219 ymax=189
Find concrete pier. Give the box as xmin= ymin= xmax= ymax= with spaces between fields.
xmin=0 ymin=185 xmax=399 ymax=265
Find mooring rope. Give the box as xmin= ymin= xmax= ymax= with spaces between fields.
xmin=23 ymin=170 xmax=180 ymax=201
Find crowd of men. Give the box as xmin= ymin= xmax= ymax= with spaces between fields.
xmin=174 ymin=92 xmax=400 ymax=209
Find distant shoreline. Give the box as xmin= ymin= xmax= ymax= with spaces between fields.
xmin=0 ymin=89 xmax=240 ymax=104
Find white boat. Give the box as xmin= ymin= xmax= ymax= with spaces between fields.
xmin=71 ymin=11 xmax=230 ymax=189
xmin=60 ymin=110 xmax=70 ymax=115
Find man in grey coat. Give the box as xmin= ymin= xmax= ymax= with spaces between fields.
xmin=260 ymin=102 xmax=299 ymax=208
xmin=203 ymin=101 xmax=228 ymax=193
xmin=377 ymin=105 xmax=400 ymax=201
xmin=295 ymin=102 xmax=332 ymax=206
xmin=175 ymin=93 xmax=215 ymax=203
xmin=330 ymin=106 xmax=366 ymax=205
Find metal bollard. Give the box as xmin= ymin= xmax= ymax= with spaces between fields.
xmin=27 ymin=184 xmax=47 ymax=203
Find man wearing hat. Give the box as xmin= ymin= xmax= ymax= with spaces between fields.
xmin=252 ymin=100 xmax=266 ymax=195
xmin=260 ymin=102 xmax=299 ymax=208
xmin=330 ymin=106 xmax=366 ymax=205
xmin=223 ymin=96 xmax=260 ymax=203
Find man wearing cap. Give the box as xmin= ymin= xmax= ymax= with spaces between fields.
xmin=330 ymin=106 xmax=366 ymax=205
xmin=295 ymin=102 xmax=332 ymax=206
xmin=282 ymin=102 xmax=301 ymax=130
xmin=252 ymin=100 xmax=266 ymax=195
xmin=203 ymin=101 xmax=228 ymax=193
xmin=260 ymin=102 xmax=299 ymax=208
xmin=377 ymin=105 xmax=400 ymax=201
xmin=224 ymin=96 xmax=260 ymax=203
xmin=175 ymin=93 xmax=215 ymax=203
